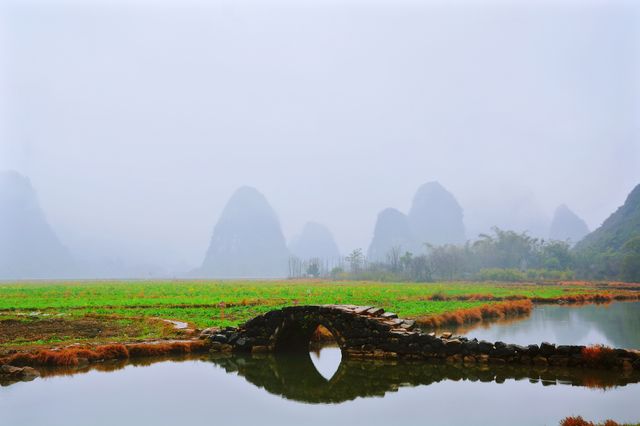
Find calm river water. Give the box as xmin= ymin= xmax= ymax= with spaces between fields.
xmin=447 ymin=301 xmax=640 ymax=349
xmin=1 ymin=302 xmax=639 ymax=426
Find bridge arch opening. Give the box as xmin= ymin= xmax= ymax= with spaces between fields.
xmin=309 ymin=325 xmax=337 ymax=353
xmin=309 ymin=325 xmax=342 ymax=380
xmin=272 ymin=318 xmax=345 ymax=356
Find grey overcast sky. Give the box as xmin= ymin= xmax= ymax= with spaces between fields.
xmin=1 ymin=0 xmax=639 ymax=270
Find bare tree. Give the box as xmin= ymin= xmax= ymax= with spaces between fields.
xmin=385 ymin=245 xmax=402 ymax=273
xmin=288 ymin=256 xmax=303 ymax=279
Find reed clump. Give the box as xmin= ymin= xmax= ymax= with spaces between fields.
xmin=530 ymin=293 xmax=615 ymax=304
xmin=1 ymin=340 xmax=209 ymax=368
xmin=416 ymin=300 xmax=533 ymax=328
xmin=560 ymin=416 xmax=640 ymax=426
xmin=581 ymin=345 xmax=618 ymax=368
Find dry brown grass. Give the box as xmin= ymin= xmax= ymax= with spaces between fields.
xmin=0 ymin=340 xmax=209 ymax=368
xmin=127 ymin=341 xmax=208 ymax=357
xmin=426 ymin=292 xmax=640 ymax=305
xmin=533 ymin=294 xmax=615 ymax=304
xmin=580 ymin=377 xmax=618 ymax=390
xmin=581 ymin=345 xmax=618 ymax=368
xmin=428 ymin=292 xmax=526 ymax=302
xmin=416 ymin=300 xmax=533 ymax=328
xmin=560 ymin=416 xmax=639 ymax=426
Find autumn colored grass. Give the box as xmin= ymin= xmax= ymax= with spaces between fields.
xmin=0 ymin=340 xmax=209 ymax=367
xmin=560 ymin=416 xmax=640 ymax=426
xmin=581 ymin=345 xmax=619 ymax=368
xmin=430 ymin=292 xmax=640 ymax=304
xmin=416 ymin=300 xmax=533 ymax=328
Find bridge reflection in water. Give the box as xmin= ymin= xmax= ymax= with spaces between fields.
xmin=208 ymin=349 xmax=640 ymax=404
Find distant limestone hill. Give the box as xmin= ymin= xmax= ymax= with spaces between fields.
xmin=575 ymin=184 xmax=640 ymax=254
xmin=549 ymin=204 xmax=589 ymax=244
xmin=289 ymin=222 xmax=340 ymax=260
xmin=367 ymin=208 xmax=415 ymax=261
xmin=0 ymin=170 xmax=73 ymax=279
xmin=199 ymin=186 xmax=289 ymax=278
xmin=408 ymin=182 xmax=466 ymax=246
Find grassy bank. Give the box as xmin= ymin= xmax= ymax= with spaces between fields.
xmin=0 ymin=280 xmax=637 ymax=349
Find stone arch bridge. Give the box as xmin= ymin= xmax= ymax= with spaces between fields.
xmin=204 ymin=304 xmax=422 ymax=357
xmin=202 ymin=304 xmax=640 ymax=370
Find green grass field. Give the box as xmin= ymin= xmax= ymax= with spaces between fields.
xmin=0 ymin=280 xmax=626 ymax=348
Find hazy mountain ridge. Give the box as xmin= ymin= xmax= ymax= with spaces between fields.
xmin=0 ymin=170 xmax=74 ymax=279
xmin=368 ymin=182 xmax=465 ymax=260
xmin=408 ymin=182 xmax=466 ymax=246
xmin=198 ymin=186 xmax=289 ymax=278
xmin=289 ymin=222 xmax=340 ymax=260
xmin=367 ymin=208 xmax=415 ymax=261
xmin=575 ymin=184 xmax=640 ymax=253
xmin=3 ymin=172 xmax=638 ymax=281
xmin=549 ymin=204 xmax=589 ymax=244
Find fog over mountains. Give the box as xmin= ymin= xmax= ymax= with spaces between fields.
xmin=549 ymin=205 xmax=590 ymax=245
xmin=368 ymin=208 xmax=414 ymax=262
xmin=289 ymin=222 xmax=341 ymax=261
xmin=368 ymin=182 xmax=466 ymax=261
xmin=2 ymin=0 xmax=637 ymax=279
xmin=0 ymin=171 xmax=73 ymax=279
xmin=198 ymin=186 xmax=289 ymax=278
xmin=409 ymin=182 xmax=466 ymax=247
xmin=575 ymin=184 xmax=640 ymax=256
xmin=1 ymin=170 xmax=607 ymax=279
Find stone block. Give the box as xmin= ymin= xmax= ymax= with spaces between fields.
xmin=463 ymin=340 xmax=480 ymax=354
xmin=367 ymin=307 xmax=385 ymax=316
xmin=478 ymin=341 xmax=494 ymax=354
xmin=539 ymin=342 xmax=556 ymax=356
xmin=444 ymin=339 xmax=463 ymax=355
xmin=212 ymin=334 xmax=228 ymax=344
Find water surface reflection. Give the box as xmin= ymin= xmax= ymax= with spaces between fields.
xmin=2 ymin=351 xmax=639 ymax=426
xmin=446 ymin=301 xmax=640 ymax=349
xmin=210 ymin=350 xmax=640 ymax=403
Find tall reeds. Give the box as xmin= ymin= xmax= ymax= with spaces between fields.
xmin=416 ymin=300 xmax=533 ymax=328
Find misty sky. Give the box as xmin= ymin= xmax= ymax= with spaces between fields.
xmin=1 ymin=0 xmax=639 ymax=271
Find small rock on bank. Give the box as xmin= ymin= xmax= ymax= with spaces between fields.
xmin=0 ymin=364 xmax=41 ymax=383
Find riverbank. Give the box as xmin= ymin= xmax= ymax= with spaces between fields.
xmin=0 ymin=339 xmax=210 ymax=384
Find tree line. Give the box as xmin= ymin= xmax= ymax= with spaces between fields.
xmin=288 ymin=227 xmax=640 ymax=282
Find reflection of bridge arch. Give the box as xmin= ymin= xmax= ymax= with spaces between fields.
xmin=210 ymin=352 xmax=390 ymax=403
xmin=209 ymin=353 xmax=640 ymax=404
